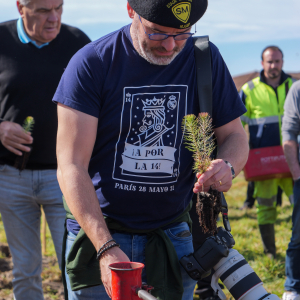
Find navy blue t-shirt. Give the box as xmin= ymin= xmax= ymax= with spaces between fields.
xmin=53 ymin=24 xmax=246 ymax=230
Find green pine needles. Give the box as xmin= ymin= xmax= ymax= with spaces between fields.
xmin=22 ymin=116 xmax=35 ymax=133
xmin=183 ymin=113 xmax=221 ymax=235
xmin=182 ymin=113 xmax=215 ymax=174
xmin=14 ymin=116 xmax=35 ymax=172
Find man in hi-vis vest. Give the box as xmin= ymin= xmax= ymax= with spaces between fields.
xmin=240 ymin=46 xmax=295 ymax=259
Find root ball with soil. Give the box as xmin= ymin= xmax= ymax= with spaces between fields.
xmin=182 ymin=113 xmax=222 ymax=235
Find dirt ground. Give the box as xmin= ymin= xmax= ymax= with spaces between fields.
xmin=0 ymin=243 xmax=64 ymax=300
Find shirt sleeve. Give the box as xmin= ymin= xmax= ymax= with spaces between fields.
xmin=239 ymin=88 xmax=251 ymax=127
xmin=210 ymin=42 xmax=247 ymax=128
xmin=53 ymin=43 xmax=104 ymax=118
xmin=282 ymin=80 xmax=300 ymax=143
xmin=239 ymin=89 xmax=246 ymax=105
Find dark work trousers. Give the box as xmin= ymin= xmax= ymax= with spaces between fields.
xmin=190 ymin=193 xmax=215 ymax=295
xmin=244 ymin=181 xmax=256 ymax=208
xmin=276 ymin=186 xmax=283 ymax=206
xmin=244 ymin=182 xmax=283 ymax=208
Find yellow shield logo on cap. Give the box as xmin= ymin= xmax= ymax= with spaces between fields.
xmin=172 ymin=2 xmax=191 ymax=23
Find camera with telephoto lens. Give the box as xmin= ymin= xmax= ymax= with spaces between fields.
xmin=180 ymin=194 xmax=280 ymax=300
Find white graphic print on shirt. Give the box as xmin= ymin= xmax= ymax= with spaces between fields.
xmin=112 ymin=85 xmax=188 ymax=184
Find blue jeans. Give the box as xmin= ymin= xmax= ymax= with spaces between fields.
xmin=0 ymin=164 xmax=65 ymax=300
xmin=65 ymin=222 xmax=197 ymax=300
xmin=285 ymin=179 xmax=300 ymax=292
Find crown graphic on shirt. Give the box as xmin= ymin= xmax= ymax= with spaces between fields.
xmin=142 ymin=97 xmax=165 ymax=110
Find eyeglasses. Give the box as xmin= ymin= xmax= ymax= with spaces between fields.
xmin=138 ymin=15 xmax=196 ymax=41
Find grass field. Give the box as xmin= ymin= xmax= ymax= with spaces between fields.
xmin=0 ymin=172 xmax=293 ymax=299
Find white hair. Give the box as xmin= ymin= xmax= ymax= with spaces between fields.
xmin=19 ymin=0 xmax=31 ymax=5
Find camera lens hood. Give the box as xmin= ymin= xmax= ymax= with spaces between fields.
xmin=211 ymin=249 xmax=280 ymax=300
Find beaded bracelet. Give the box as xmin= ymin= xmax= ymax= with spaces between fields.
xmin=96 ymin=243 xmax=120 ymax=260
xmin=99 ymin=239 xmax=116 ymax=251
xmin=96 ymin=239 xmax=116 ymax=259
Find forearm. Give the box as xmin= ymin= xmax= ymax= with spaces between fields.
xmin=58 ymin=164 xmax=112 ymax=252
xmin=283 ymin=140 xmax=300 ymax=180
xmin=216 ymin=130 xmax=249 ymax=176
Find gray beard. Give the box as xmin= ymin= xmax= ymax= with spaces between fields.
xmin=131 ymin=22 xmax=182 ymax=66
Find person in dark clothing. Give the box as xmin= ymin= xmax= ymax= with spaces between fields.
xmin=53 ymin=1 xmax=249 ymax=299
xmin=0 ymin=1 xmax=90 ymax=299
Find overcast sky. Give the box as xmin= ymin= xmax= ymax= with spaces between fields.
xmin=1 ymin=0 xmax=300 ymax=76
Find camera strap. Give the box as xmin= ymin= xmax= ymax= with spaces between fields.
xmin=193 ymin=36 xmax=232 ymax=232
xmin=193 ymin=36 xmax=212 ymax=116
xmin=221 ymin=193 xmax=231 ymax=232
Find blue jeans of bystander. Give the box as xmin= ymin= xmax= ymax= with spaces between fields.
xmin=284 ymin=179 xmax=300 ymax=292
xmin=65 ymin=222 xmax=197 ymax=300
xmin=0 ymin=164 xmax=65 ymax=300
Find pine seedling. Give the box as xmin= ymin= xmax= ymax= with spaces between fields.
xmin=22 ymin=116 xmax=35 ymax=133
xmin=182 ymin=113 xmax=221 ymax=235
xmin=182 ymin=112 xmax=215 ymax=175
xmin=14 ymin=116 xmax=35 ymax=171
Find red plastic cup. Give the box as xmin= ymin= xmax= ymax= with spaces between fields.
xmin=109 ymin=262 xmax=144 ymax=300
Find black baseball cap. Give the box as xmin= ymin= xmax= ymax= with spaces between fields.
xmin=128 ymin=0 xmax=208 ymax=29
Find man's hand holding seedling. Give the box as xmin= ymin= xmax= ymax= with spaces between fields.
xmin=0 ymin=121 xmax=33 ymax=156
xmin=183 ymin=112 xmax=233 ymax=192
xmin=193 ymin=159 xmax=233 ymax=193
xmin=183 ymin=113 xmax=247 ymax=234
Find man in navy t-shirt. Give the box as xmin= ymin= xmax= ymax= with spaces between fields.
xmin=53 ymin=1 xmax=249 ymax=299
